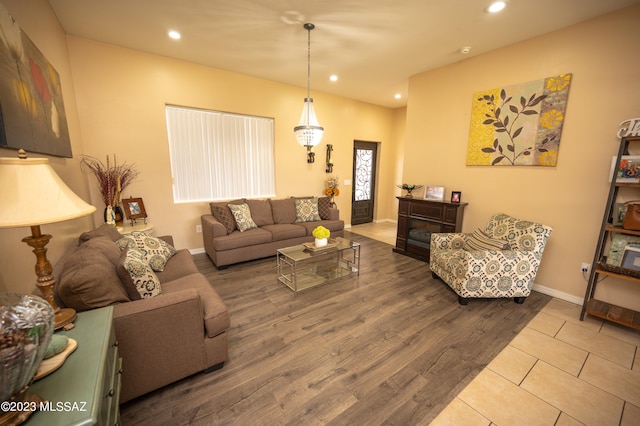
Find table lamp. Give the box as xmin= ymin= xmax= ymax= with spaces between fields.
xmin=0 ymin=150 xmax=96 ymax=329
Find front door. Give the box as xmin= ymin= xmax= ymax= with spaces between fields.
xmin=351 ymin=141 xmax=378 ymax=225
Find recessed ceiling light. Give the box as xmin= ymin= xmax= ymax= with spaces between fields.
xmin=168 ymin=30 xmax=181 ymax=40
xmin=394 ymin=93 xmax=402 ymax=100
xmin=329 ymin=75 xmax=338 ymax=82
xmin=486 ymin=1 xmax=507 ymax=13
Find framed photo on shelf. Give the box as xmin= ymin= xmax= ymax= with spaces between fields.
xmin=609 ymin=155 xmax=640 ymax=183
xmin=122 ymin=197 xmax=147 ymax=221
xmin=613 ymin=203 xmax=626 ymax=226
xmin=607 ymin=233 xmax=640 ymax=266
xmin=425 ymin=185 xmax=445 ymax=201
xmin=451 ymin=191 xmax=462 ymax=203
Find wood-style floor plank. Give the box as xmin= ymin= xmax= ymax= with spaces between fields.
xmin=120 ymin=232 xmax=550 ymax=425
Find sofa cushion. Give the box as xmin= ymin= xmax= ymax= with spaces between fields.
xmin=464 ymin=228 xmax=511 ymax=251
xmin=228 ymin=203 xmax=258 ymax=232
xmin=213 ymin=227 xmax=272 ymax=251
xmin=79 ymin=224 xmax=123 ymax=243
xmin=162 ymin=274 xmax=230 ymax=338
xmin=116 ymin=232 xmax=177 ymax=271
xmin=58 ymin=236 xmax=129 ymax=312
xmin=117 ymin=247 xmax=162 ymax=299
xmin=296 ymin=220 xmax=345 ymax=236
xmin=262 ymin=224 xmax=307 ymax=241
xmin=270 ymin=198 xmax=296 ymax=224
xmin=155 ymin=249 xmax=199 ymax=283
xmin=210 ymin=204 xmax=236 ymax=234
xmin=294 ymin=197 xmax=322 ymax=222
xmin=246 ymin=199 xmax=274 ymax=226
xmin=317 ymin=196 xmax=332 ymax=220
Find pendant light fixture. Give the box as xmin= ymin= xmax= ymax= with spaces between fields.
xmin=294 ymin=22 xmax=324 ymax=163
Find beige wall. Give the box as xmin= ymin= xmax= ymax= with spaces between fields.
xmin=0 ymin=0 xmax=93 ymax=295
xmin=403 ymin=5 xmax=640 ymax=308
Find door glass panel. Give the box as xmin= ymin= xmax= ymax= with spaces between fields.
xmin=354 ymin=148 xmax=372 ymax=201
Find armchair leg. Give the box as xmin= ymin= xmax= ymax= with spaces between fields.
xmin=457 ymin=296 xmax=469 ymax=305
xmin=514 ymin=297 xmax=526 ymax=304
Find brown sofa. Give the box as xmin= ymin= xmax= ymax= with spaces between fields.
xmin=202 ymin=197 xmax=344 ymax=267
xmin=51 ymin=225 xmax=230 ymax=403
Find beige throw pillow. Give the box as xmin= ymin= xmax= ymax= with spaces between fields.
xmin=228 ymin=203 xmax=258 ymax=232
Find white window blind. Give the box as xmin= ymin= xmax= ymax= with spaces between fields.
xmin=165 ymin=105 xmax=275 ymax=203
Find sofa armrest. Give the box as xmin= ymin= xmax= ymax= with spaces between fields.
xmin=202 ymin=214 xmax=227 ymax=238
xmin=113 ymin=289 xmax=208 ymax=402
xmin=329 ymin=207 xmax=340 ymax=220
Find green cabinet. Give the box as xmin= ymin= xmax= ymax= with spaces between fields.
xmin=28 ymin=306 xmax=121 ymax=425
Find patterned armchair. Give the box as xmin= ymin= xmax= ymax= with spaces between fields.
xmin=430 ymin=213 xmax=552 ymax=305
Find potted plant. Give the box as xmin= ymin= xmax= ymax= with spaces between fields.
xmin=312 ymin=225 xmax=331 ymax=247
xmin=81 ymin=154 xmax=138 ymax=226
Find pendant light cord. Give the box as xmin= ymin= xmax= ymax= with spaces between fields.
xmin=306 ymin=24 xmax=311 ymax=101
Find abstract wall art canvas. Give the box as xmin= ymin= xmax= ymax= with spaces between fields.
xmin=0 ymin=4 xmax=72 ymax=157
xmin=466 ymin=73 xmax=572 ymax=167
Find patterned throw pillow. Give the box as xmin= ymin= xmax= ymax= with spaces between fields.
xmin=228 ymin=203 xmax=258 ymax=232
xmin=463 ymin=228 xmax=511 ymax=251
xmin=294 ymin=198 xmax=321 ymax=222
xmin=117 ymin=247 xmax=162 ymax=299
xmin=115 ymin=232 xmax=176 ymax=272
xmin=211 ymin=204 xmax=237 ymax=234
xmin=317 ymin=196 xmax=331 ymax=220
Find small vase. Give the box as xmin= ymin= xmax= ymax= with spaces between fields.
xmin=315 ymin=238 xmax=328 ymax=248
xmin=104 ymin=205 xmax=124 ymax=226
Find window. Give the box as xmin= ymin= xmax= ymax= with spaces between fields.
xmin=165 ymin=105 xmax=275 ymax=203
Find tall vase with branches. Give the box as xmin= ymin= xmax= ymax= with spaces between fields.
xmin=81 ymin=154 xmax=138 ymax=225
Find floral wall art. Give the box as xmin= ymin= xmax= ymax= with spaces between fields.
xmin=0 ymin=4 xmax=71 ymax=157
xmin=466 ymin=73 xmax=572 ymax=167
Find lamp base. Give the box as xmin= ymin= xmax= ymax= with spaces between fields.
xmin=0 ymin=386 xmax=45 ymax=426
xmin=55 ymin=307 xmax=77 ymax=330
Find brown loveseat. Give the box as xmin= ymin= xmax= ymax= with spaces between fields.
xmin=201 ymin=197 xmax=344 ymax=267
xmin=51 ymin=225 xmax=230 ymax=403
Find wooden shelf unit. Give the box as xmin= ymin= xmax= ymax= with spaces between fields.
xmin=581 ymin=136 xmax=640 ymax=330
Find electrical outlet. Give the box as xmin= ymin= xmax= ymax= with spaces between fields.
xmin=581 ymin=262 xmax=590 ymax=273
xmin=196 ymin=225 xmax=202 ymax=233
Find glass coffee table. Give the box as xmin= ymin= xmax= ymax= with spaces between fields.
xmin=276 ymin=237 xmax=360 ymax=293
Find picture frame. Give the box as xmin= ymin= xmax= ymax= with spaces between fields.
xmin=613 ymin=202 xmax=626 ymax=226
xmin=425 ymin=185 xmax=445 ymax=201
xmin=609 ymin=155 xmax=640 ymax=183
xmin=451 ymin=191 xmax=462 ymax=203
xmin=122 ymin=197 xmax=147 ymax=223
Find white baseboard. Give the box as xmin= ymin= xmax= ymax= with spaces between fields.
xmin=375 ymin=218 xmax=397 ymax=224
xmin=532 ymin=283 xmax=583 ymax=306
xmin=190 ymin=247 xmax=205 ymax=255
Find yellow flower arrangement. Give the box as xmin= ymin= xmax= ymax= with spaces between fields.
xmin=312 ymin=226 xmax=330 ymax=239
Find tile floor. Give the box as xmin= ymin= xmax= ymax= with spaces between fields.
xmin=350 ymin=222 xmax=640 ymax=426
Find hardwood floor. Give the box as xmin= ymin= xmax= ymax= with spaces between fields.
xmin=120 ymin=232 xmax=551 ymax=425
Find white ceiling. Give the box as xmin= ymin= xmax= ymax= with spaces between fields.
xmin=48 ymin=0 xmax=639 ymax=108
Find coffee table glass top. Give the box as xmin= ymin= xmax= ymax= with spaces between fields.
xmin=276 ymin=237 xmax=360 ymax=292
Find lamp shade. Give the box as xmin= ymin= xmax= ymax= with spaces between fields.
xmin=0 ymin=155 xmax=96 ymax=228
xmin=294 ymin=98 xmax=324 ymax=148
